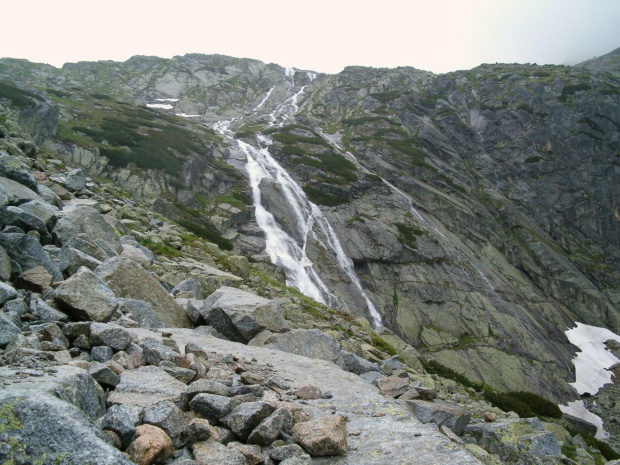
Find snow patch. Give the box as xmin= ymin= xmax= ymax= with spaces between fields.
xmin=154 ymin=98 xmax=179 ymax=102
xmin=566 ymin=322 xmax=620 ymax=395
xmin=175 ymin=113 xmax=201 ymax=118
xmin=560 ymin=400 xmax=607 ymax=440
xmin=146 ymin=103 xmax=173 ymax=110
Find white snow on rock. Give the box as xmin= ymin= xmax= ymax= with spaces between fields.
xmin=565 ymin=322 xmax=620 ymax=395
xmin=146 ymin=103 xmax=174 ymax=110
xmin=154 ymin=98 xmax=179 ymax=102
xmin=560 ymin=400 xmax=607 ymax=439
xmin=559 ymin=322 xmax=620 ymax=439
xmin=175 ymin=113 xmax=201 ymax=118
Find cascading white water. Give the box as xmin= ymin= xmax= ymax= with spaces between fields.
xmin=213 ymin=71 xmax=383 ymax=327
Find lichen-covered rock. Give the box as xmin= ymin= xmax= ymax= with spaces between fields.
xmin=192 ymin=441 xmax=247 ymax=465
xmin=292 ymin=415 xmax=348 ymax=457
xmin=0 ymin=391 xmax=132 ymax=465
xmin=53 ymin=206 xmax=120 ymax=250
xmin=54 ymin=267 xmax=118 ymax=322
xmin=249 ymin=329 xmax=342 ymax=365
xmin=108 ymin=366 xmax=188 ymax=409
xmin=221 ymin=401 xmax=276 ymax=441
xmin=95 ymin=257 xmax=191 ymax=328
xmin=406 ymin=400 xmax=471 ymax=435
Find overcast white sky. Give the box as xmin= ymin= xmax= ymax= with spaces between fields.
xmin=4 ymin=0 xmax=620 ymax=74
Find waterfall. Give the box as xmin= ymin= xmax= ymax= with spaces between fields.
xmin=213 ymin=72 xmax=383 ymax=327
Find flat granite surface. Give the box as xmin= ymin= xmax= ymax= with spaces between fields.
xmin=130 ymin=328 xmax=483 ymax=465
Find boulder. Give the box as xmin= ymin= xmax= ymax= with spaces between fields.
xmin=101 ymin=403 xmax=144 ymax=449
xmin=247 ymin=407 xmax=294 ymax=445
xmin=108 ymin=366 xmax=188 ymax=409
xmin=64 ymin=233 xmax=115 ymax=261
xmin=14 ymin=265 xmax=53 ymax=292
xmin=192 ymin=441 xmax=247 ymax=465
xmin=121 ymin=243 xmax=154 ymax=267
xmin=249 ymin=329 xmax=342 ymax=364
xmin=0 ymin=233 xmax=62 ymax=280
xmin=270 ymin=444 xmax=307 ymax=462
xmin=189 ymin=393 xmax=233 ymax=422
xmin=0 ymin=245 xmax=11 ymax=281
xmin=140 ymin=337 xmax=181 ymax=366
xmin=58 ymin=246 xmax=102 ymax=275
xmin=221 ymin=401 xmax=276 ymax=440
xmin=0 ymin=364 xmax=105 ymax=419
xmin=65 ymin=168 xmax=86 ymax=192
xmin=37 ymin=183 xmax=63 ymax=208
xmin=89 ymin=322 xmax=131 ymax=351
xmin=143 ymin=400 xmax=190 ymax=448
xmin=200 ymin=286 xmax=289 ymax=342
xmin=0 ymin=206 xmax=50 ymax=241
xmin=0 ymin=282 xmax=18 ymax=306
xmin=88 ymin=361 xmax=121 ymax=387
xmin=18 ymin=199 xmax=59 ymax=230
xmin=187 ymin=379 xmax=231 ymax=399
xmin=0 ymin=176 xmax=43 ymax=205
xmin=126 ymin=424 xmax=174 ymax=465
xmin=54 ymin=267 xmax=118 ymax=322
xmin=95 ymin=257 xmax=191 ymax=328
xmin=292 ymin=415 xmax=348 ymax=456
xmin=53 ymin=206 xmax=120 ymax=251
xmin=405 ymin=400 xmax=471 ymax=435
xmin=373 ymin=376 xmax=410 ymax=398
xmin=341 ymin=351 xmax=380 ymax=374
xmin=117 ymin=298 xmax=163 ymax=328
xmin=172 ymin=278 xmax=203 ymax=296
xmin=0 ymin=153 xmax=38 ymax=190
xmin=0 ymin=391 xmax=132 ymax=465
xmin=227 ymin=442 xmax=263 ymax=465
xmin=31 ymin=297 xmax=68 ymax=322
xmin=0 ymin=311 xmax=21 ymax=348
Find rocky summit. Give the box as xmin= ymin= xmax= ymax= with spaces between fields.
xmin=0 ymin=48 xmax=618 ymax=464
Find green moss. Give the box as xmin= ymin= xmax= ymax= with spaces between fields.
xmin=525 ymin=156 xmax=542 ymax=163
xmin=370 ymin=335 xmax=397 ymax=356
xmin=176 ymin=219 xmax=233 ymax=250
xmin=564 ymin=426 xmax=620 ymax=461
xmin=370 ymin=90 xmax=401 ymax=102
xmin=395 ymin=222 xmax=423 ymax=248
xmin=0 ymin=81 xmax=41 ymax=108
xmin=139 ymin=238 xmax=182 ymax=258
xmin=579 ymin=117 xmax=604 ymax=134
xmin=303 ymin=185 xmax=350 ymax=206
xmin=342 ymin=116 xmax=401 ymax=127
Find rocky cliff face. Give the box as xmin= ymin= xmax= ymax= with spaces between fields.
xmin=0 ymin=52 xmax=619 ymax=408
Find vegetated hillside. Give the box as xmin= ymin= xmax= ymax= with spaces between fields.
xmin=0 ymin=52 xmax=619 ymax=407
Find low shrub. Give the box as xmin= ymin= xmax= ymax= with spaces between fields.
xmin=370 ymin=336 xmax=397 ymax=356
xmin=176 ymin=219 xmax=233 ymax=250
xmin=0 ymin=81 xmax=40 ymax=108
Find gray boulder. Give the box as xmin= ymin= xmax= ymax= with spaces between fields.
xmin=249 ymin=329 xmax=342 ymax=365
xmin=101 ymin=403 xmax=144 ymax=449
xmin=143 ymin=400 xmax=190 ymax=448
xmin=1 ymin=364 xmax=105 ymax=419
xmin=247 ymin=407 xmax=293 ymax=445
xmin=0 ymin=311 xmax=21 ymax=348
xmin=64 ymin=234 xmax=116 ymax=261
xmin=0 ymin=391 xmax=132 ymax=465
xmin=189 ymin=393 xmax=233 ymax=423
xmin=108 ymin=366 xmax=188 ymax=409
xmin=172 ymin=278 xmax=203 ymax=296
xmin=54 ymin=267 xmax=118 ymax=322
xmin=58 ymin=246 xmax=102 ymax=275
xmin=406 ymin=400 xmax=471 ymax=435
xmin=18 ymin=199 xmax=59 ymax=230
xmin=342 ymin=351 xmax=380 ymax=374
xmin=140 ymin=336 xmax=180 ymax=366
xmin=37 ymin=184 xmax=63 ymax=208
xmin=0 ymin=233 xmax=62 ymax=280
xmin=89 ymin=323 xmax=131 ymax=351
xmin=53 ymin=206 xmax=120 ymax=251
xmin=95 ymin=257 xmax=191 ymax=328
xmin=91 ymin=345 xmax=115 ymax=362
xmin=0 ymin=245 xmax=11 ymax=281
xmin=31 ymin=297 xmax=68 ymax=323
xmin=291 ymin=415 xmax=348 ymax=457
xmin=222 ymin=401 xmax=276 ymax=441
xmin=117 ymin=298 xmax=163 ymax=328
xmin=187 ymin=379 xmax=231 ymax=399
xmin=201 ymin=287 xmax=289 ymax=342
xmin=65 ymin=168 xmax=86 ymax=192
xmin=0 ymin=281 xmax=17 ymax=305
xmin=0 ymin=176 xmax=43 ymax=205
xmin=0 ymin=206 xmax=50 ymax=241
xmin=192 ymin=441 xmax=247 ymax=465
xmin=88 ymin=361 xmax=120 ymax=388
xmin=0 ymin=153 xmax=38 ymax=191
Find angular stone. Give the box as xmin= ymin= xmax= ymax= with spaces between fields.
xmin=227 ymin=442 xmax=263 ymax=465
xmin=101 ymin=403 xmax=144 ymax=449
xmin=0 ymin=245 xmax=11 ymax=281
xmin=89 ymin=322 xmax=131 ymax=351
xmin=0 ymin=311 xmax=21 ymax=348
xmin=373 ymin=376 xmax=410 ymax=398
xmin=180 ymin=418 xmax=215 ymax=447
xmin=292 ymin=415 xmax=348 ymax=457
xmin=341 ymin=351 xmax=380 ymax=375
xmin=95 ymin=257 xmax=191 ymax=328
xmin=88 ymin=361 xmax=120 ymax=387
xmin=187 ymin=379 xmax=231 ymax=399
xmin=0 ymin=206 xmax=49 ymax=239
xmin=65 ymin=168 xmax=86 ymax=192
xmin=222 ymin=401 xmax=276 ymax=440
xmin=0 ymin=154 xmax=38 ymax=190
xmin=126 ymin=424 xmax=174 ymax=465
xmin=172 ymin=278 xmax=203 ymax=296
xmin=91 ymin=345 xmax=115 ymax=362
xmin=14 ymin=266 xmax=52 ymax=292
xmin=143 ymin=400 xmax=190 ymax=449
xmin=189 ymin=393 xmax=233 ymax=422
xmin=202 ymin=286 xmax=289 ymax=342
xmin=54 ymin=267 xmax=118 ymax=322
xmin=0 ymin=282 xmax=17 ymax=306
xmin=249 ymin=329 xmax=342 ymax=364
xmin=58 ymin=246 xmax=102 ymax=275
xmin=35 ymin=323 xmax=69 ymax=348
xmin=406 ymin=400 xmax=472 ymax=435
xmin=295 ymin=385 xmax=323 ymax=400
xmin=141 ymin=336 xmax=180 ymax=366
xmin=0 ymin=364 xmax=105 ymax=419
xmin=117 ymin=298 xmax=163 ymax=329
xmin=0 ymin=391 xmax=132 ymax=465
xmin=18 ymin=199 xmax=59 ymax=230
xmin=108 ymin=366 xmax=188 ymax=409
xmin=160 ymin=362 xmax=196 ymax=384
xmin=270 ymin=444 xmax=306 ymax=462
xmin=192 ymin=441 xmax=247 ymax=465
xmin=121 ymin=243 xmax=154 ymax=267
xmin=0 ymin=176 xmax=44 ymax=205
xmin=247 ymin=407 xmax=293 ymax=445
xmin=266 ymin=375 xmax=290 ymax=391
xmin=53 ymin=206 xmax=120 ymax=250
xmin=31 ymin=297 xmax=69 ymax=323
xmin=65 ymin=233 xmax=115 ymax=261
xmin=0 ymin=233 xmax=62 ymax=280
